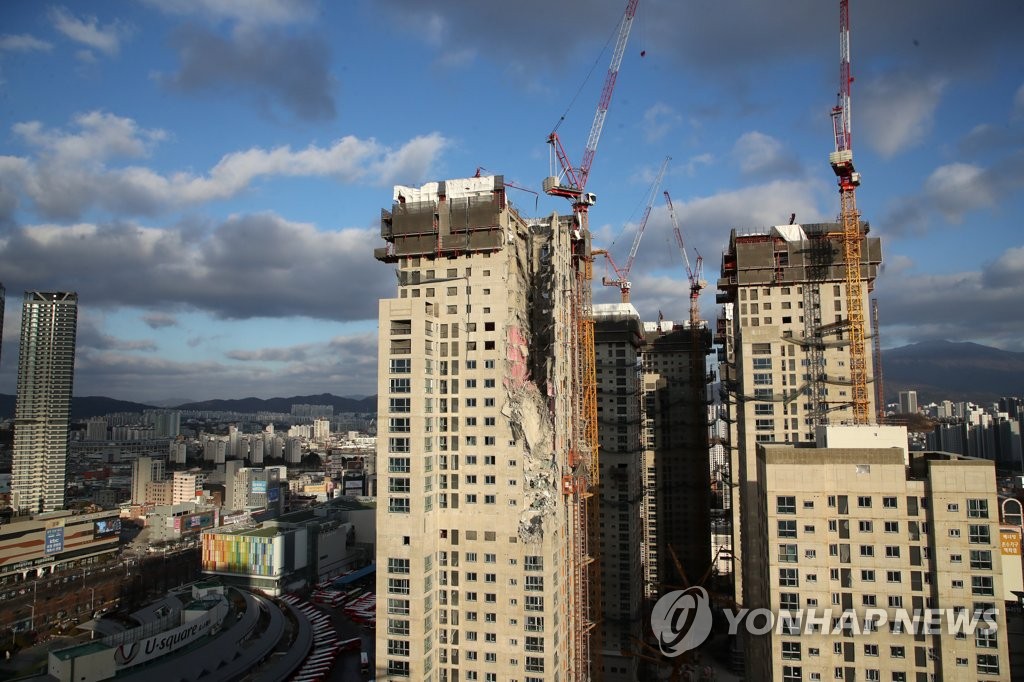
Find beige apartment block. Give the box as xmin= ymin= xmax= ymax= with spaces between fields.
xmin=716 ymin=223 xmax=882 ymax=606
xmin=749 ymin=446 xmax=1010 ymax=681
xmin=374 ymin=176 xmax=584 ymax=681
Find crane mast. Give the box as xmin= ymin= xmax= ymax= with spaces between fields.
xmin=664 ymin=190 xmax=706 ymax=327
xmin=598 ymin=156 xmax=670 ymax=302
xmin=829 ymin=0 xmax=870 ymax=425
xmin=542 ymin=2 xmax=640 ymax=678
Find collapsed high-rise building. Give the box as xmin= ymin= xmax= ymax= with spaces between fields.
xmin=373 ymin=175 xmax=588 ymax=681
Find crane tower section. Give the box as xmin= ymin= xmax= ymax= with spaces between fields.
xmin=829 ymin=0 xmax=870 ymax=425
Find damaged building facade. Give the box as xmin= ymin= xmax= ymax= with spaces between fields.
xmin=373 ymin=175 xmax=582 ymax=681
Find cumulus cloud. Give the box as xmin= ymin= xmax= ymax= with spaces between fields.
xmin=732 ymin=131 xmax=801 ymax=177
xmin=163 ymin=24 xmax=336 ymax=121
xmin=858 ymin=74 xmax=946 ymax=158
xmin=875 ymin=248 xmax=1024 ymax=352
xmin=0 ymin=34 xmax=53 ymax=52
xmin=142 ymin=0 xmax=316 ymax=30
xmin=0 ymin=214 xmax=394 ymax=323
xmin=226 ymin=346 xmax=310 ymax=362
xmin=884 ymin=150 xmax=1024 ymax=232
xmin=49 ymin=7 xmax=132 ymax=56
xmin=76 ymin=318 xmax=158 ymax=353
xmin=143 ymin=313 xmax=179 ymax=329
xmin=642 ymin=103 xmax=683 ymax=144
xmin=0 ymin=111 xmax=448 ymax=220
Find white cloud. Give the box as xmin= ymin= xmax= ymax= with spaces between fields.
xmin=49 ymin=7 xmax=132 ymax=56
xmin=0 ymin=34 xmax=53 ymax=52
xmin=858 ymin=73 xmax=946 ymax=158
xmin=2 ymin=112 xmax=448 ymax=219
xmin=927 ymin=162 xmax=993 ymax=221
xmin=732 ymin=131 xmax=800 ymax=176
xmin=142 ymin=0 xmax=315 ymax=29
xmin=642 ymin=103 xmax=683 ymax=143
xmin=681 ymin=153 xmax=714 ymax=176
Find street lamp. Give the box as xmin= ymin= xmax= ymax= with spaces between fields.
xmin=27 ymin=604 xmax=34 ymax=631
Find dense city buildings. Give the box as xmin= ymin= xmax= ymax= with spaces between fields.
xmin=749 ymin=446 xmax=1011 ymax=682
xmin=11 ymin=291 xmax=79 ymax=515
xmin=373 ymin=175 xmax=581 ymax=681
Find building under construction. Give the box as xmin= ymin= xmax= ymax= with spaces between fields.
xmin=715 ymin=222 xmax=882 ymax=605
xmin=373 ymin=175 xmax=593 ymax=681
xmin=640 ymin=319 xmax=715 ymax=595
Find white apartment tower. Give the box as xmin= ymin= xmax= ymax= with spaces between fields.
xmin=717 ymin=223 xmax=882 ymax=604
xmin=12 ymin=291 xmax=79 ymax=514
xmin=750 ymin=446 xmax=1010 ymax=681
xmin=374 ymin=175 xmax=581 ymax=681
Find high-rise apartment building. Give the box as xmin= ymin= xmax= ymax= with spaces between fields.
xmin=640 ymin=319 xmax=714 ymax=594
xmin=717 ymin=223 xmax=882 ymax=603
xmin=11 ymin=291 xmax=79 ymax=514
xmin=373 ymin=175 xmax=582 ymax=681
xmin=749 ymin=445 xmax=1011 ymax=681
xmin=131 ymin=455 xmax=166 ymax=504
xmin=593 ymin=303 xmax=645 ymax=681
xmin=899 ymin=390 xmax=919 ymax=416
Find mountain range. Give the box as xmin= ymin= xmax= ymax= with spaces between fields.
xmin=0 ymin=393 xmax=377 ymax=420
xmin=0 ymin=341 xmax=1019 ymax=419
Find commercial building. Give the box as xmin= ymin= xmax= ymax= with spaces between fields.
xmin=593 ymin=303 xmax=645 ymax=681
xmin=130 ymin=456 xmax=166 ymax=505
xmin=373 ymin=175 xmax=582 ymax=680
xmin=749 ymin=446 xmax=1011 ymax=681
xmin=12 ymin=291 xmax=79 ymax=514
xmin=0 ymin=509 xmax=120 ymax=581
xmin=716 ymin=223 xmax=882 ymax=604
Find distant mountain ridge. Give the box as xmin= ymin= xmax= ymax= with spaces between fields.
xmin=881 ymin=340 xmax=1024 ymax=405
xmin=174 ymin=393 xmax=377 ymax=414
xmin=0 ymin=393 xmax=376 ymax=419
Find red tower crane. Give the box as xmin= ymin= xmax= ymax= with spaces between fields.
xmin=829 ymin=0 xmax=870 ymax=425
xmin=597 ymin=156 xmax=670 ymax=302
xmin=664 ymin=190 xmax=706 ymax=327
xmin=541 ymin=2 xmax=640 ymax=679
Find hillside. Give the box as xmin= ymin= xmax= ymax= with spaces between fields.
xmin=881 ymin=340 xmax=1024 ymax=405
xmin=173 ymin=393 xmax=377 ymax=414
xmin=0 ymin=395 xmax=158 ymax=420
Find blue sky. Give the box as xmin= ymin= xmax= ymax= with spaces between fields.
xmin=0 ymin=0 xmax=1022 ymax=402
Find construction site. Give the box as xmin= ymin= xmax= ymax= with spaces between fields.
xmin=367 ymin=0 xmax=987 ymax=680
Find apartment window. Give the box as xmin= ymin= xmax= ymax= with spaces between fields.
xmin=782 ymin=642 xmax=802 ymax=660
xmin=949 ymin=528 xmax=961 ymax=538
xmin=388 ymin=639 xmax=410 ymax=657
xmin=860 ymin=545 xmax=874 ymax=557
xmin=888 ymin=595 xmax=903 ymax=608
xmin=861 ymin=570 xmax=875 ymax=582
xmin=388 ymin=578 xmax=410 ymax=595
xmin=389 ymin=498 xmax=410 ymax=514
xmin=886 ymin=570 xmax=901 ymax=583
xmin=390 ymin=358 xmax=412 ymax=374
xmin=948 ymin=503 xmax=960 ymax=512
xmin=884 ymin=521 xmax=899 ymax=533
xmin=857 ymin=496 xmax=872 ymax=508
xmin=389 ymin=457 xmax=411 ymax=473
xmin=859 ymin=520 xmax=873 ymax=532
xmin=882 ymin=496 xmax=898 ymax=509
xmin=390 ymin=378 xmax=411 ymax=393
xmin=968 ymin=499 xmax=990 ymax=518
xmin=885 ymin=546 xmax=900 ymax=558
xmin=972 ymin=576 xmax=994 ymax=596
xmin=782 ymin=666 xmax=801 ymax=682
xmin=780 ymin=593 xmax=799 ymax=611
xmin=970 ymin=550 xmax=993 ymax=570
xmin=525 ymin=596 xmax=543 ymax=611
xmin=525 ymin=576 xmax=544 ymax=591
xmin=779 ymin=568 xmax=799 ymax=587
xmin=390 ymin=397 xmax=411 ymax=413
xmin=779 ymin=544 xmax=798 ymax=563
xmin=977 ymin=654 xmax=999 ymax=675
xmin=387 ymin=660 xmax=410 ymax=676
xmin=525 ymin=616 xmax=544 ymax=632
xmin=777 ymin=496 xmax=797 ymax=514
xmin=389 ymin=437 xmax=410 ymax=453
xmin=864 ymin=644 xmax=879 ymax=656
xmin=778 ymin=520 xmax=797 ymax=538
xmin=969 ymin=525 xmax=991 ymax=544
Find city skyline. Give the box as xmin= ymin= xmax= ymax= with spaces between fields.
xmin=0 ymin=1 xmax=1022 ymax=403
